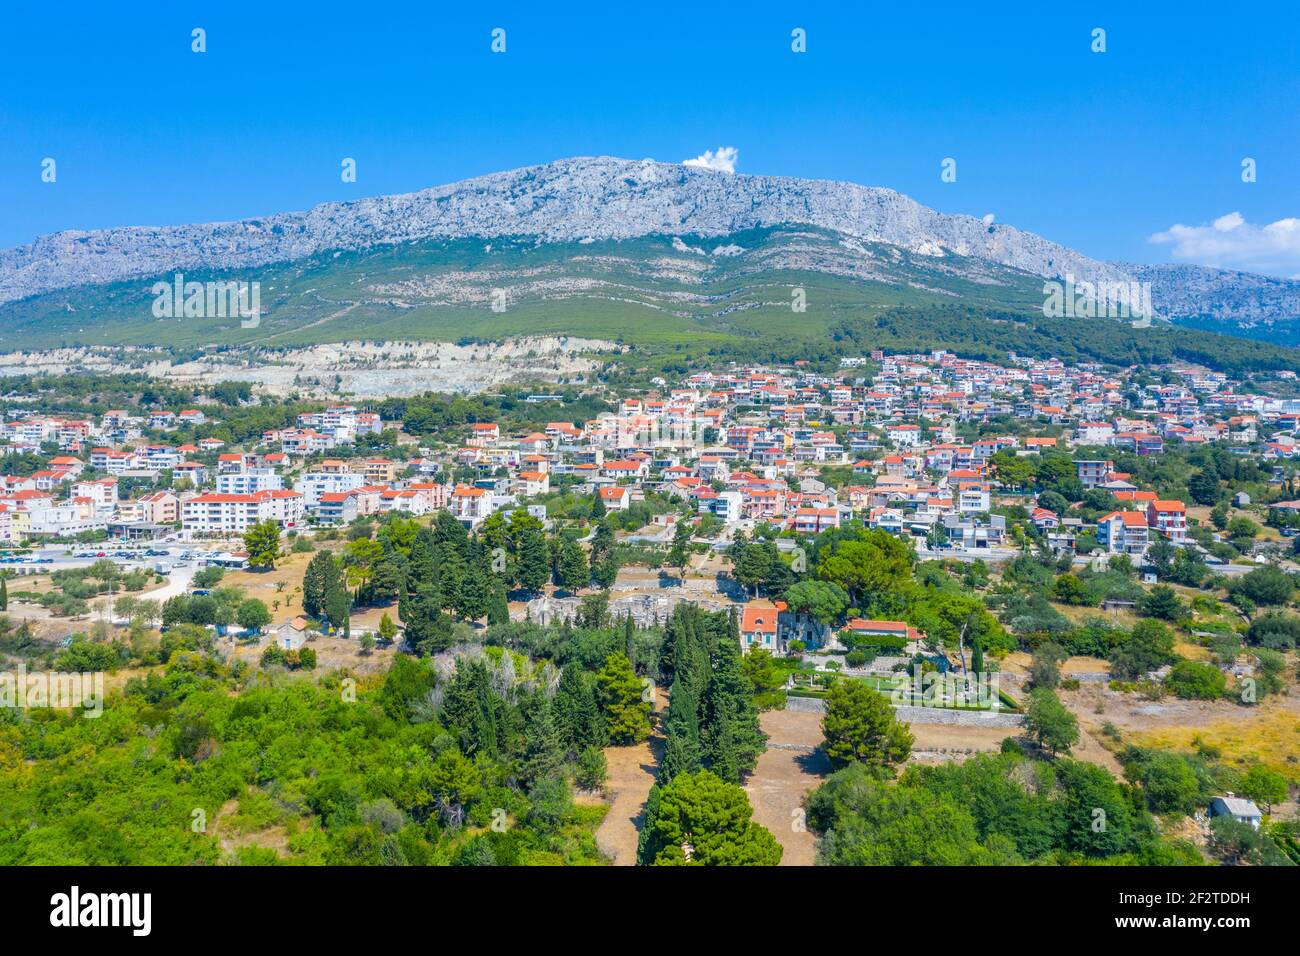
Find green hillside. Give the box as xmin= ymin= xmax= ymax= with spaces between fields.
xmin=1 ymin=227 xmax=1296 ymax=381
xmin=0 ymin=228 xmax=1048 ymax=351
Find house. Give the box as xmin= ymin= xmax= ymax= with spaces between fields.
xmin=449 ymin=484 xmax=494 ymax=527
xmin=791 ymin=507 xmax=840 ymax=535
xmin=296 ymin=470 xmax=366 ymax=508
xmin=216 ymin=468 xmax=283 ymax=495
xmin=1031 ymin=507 xmax=1059 ymax=530
xmin=467 ymin=423 xmax=500 ymax=446
xmin=182 ymin=489 xmax=303 ymax=535
xmin=1209 ymin=794 xmax=1262 ymax=830
xmin=515 ymin=470 xmax=550 ymax=497
xmin=315 ymin=491 xmax=360 ymax=525
xmin=275 ymin=617 xmax=312 ymax=651
xmin=598 ymin=486 xmax=630 ymax=511
xmin=1146 ymin=499 xmax=1187 ymax=544
xmin=1074 ymin=459 xmax=1112 ymax=489
xmin=840 ymin=619 xmax=923 ymax=648
xmin=739 ymin=605 xmax=780 ymax=654
xmin=1096 ymin=511 xmax=1150 ymax=555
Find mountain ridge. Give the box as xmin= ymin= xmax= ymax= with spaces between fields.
xmin=0 ymin=156 xmax=1136 ymax=305
xmin=3 ymin=156 xmax=1298 ymax=344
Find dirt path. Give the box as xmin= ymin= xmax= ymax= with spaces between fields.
xmin=744 ymin=709 xmax=830 ymax=866
xmin=594 ymin=690 xmax=667 ymax=865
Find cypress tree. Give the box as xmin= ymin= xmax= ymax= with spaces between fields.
xmin=701 ymin=625 xmax=766 ymax=783
xmin=658 ymin=676 xmax=702 ymax=784
xmin=302 ymin=550 xmax=331 ymax=618
xmin=486 ymin=584 xmax=510 ymax=628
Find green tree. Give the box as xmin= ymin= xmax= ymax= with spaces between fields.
xmin=575 ymin=745 xmax=608 ymax=792
xmin=1187 ymin=470 xmax=1220 ymax=506
xmin=429 ymin=748 xmax=481 ymax=824
xmin=325 ymin=586 xmax=352 ymax=639
xmin=1240 ymin=764 xmax=1288 ymax=813
xmin=1234 ymin=565 xmax=1294 ymax=607
xmin=640 ymin=770 xmax=782 ymax=866
xmin=816 ymin=529 xmax=915 ymax=616
xmin=1139 ymin=584 xmax=1185 ymax=622
xmin=1024 ymin=688 xmax=1079 ymax=756
xmin=806 ymin=763 xmax=1001 ymax=866
xmin=730 ymin=533 xmax=774 ymax=596
xmin=515 ymin=518 xmax=550 ymax=593
xmin=554 ymin=538 xmax=589 ymax=593
xmin=243 ymin=519 xmax=282 ymax=571
xmin=667 ymin=519 xmax=693 ymax=577
xmin=596 ymin=652 xmax=651 ymax=745
xmin=782 ymin=579 xmax=850 ymax=625
xmin=1029 ymin=641 xmax=1067 ymax=689
xmin=658 ymin=675 xmax=703 ymax=784
xmin=554 ymin=664 xmax=607 ymax=753
xmin=821 ymin=679 xmax=913 ymax=770
xmin=1110 ymin=619 xmax=1176 ymax=679
xmin=235 ymin=598 xmax=271 ymax=633
xmin=522 ymin=696 xmax=565 ymax=785
xmin=1165 ymin=659 xmax=1226 ymax=700
xmin=740 ymin=648 xmax=787 ymax=711
xmin=701 ymin=622 xmax=767 ymax=783
xmin=1123 ymin=749 xmax=1202 ymax=814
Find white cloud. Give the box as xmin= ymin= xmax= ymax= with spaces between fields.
xmin=981 ymin=213 xmax=995 ymax=226
xmin=683 ymin=146 xmax=738 ymax=174
xmin=1150 ymin=211 xmax=1300 ymax=275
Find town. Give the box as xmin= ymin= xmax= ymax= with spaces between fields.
xmin=1 ymin=346 xmax=1296 ymax=868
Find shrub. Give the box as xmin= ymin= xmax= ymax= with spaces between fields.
xmin=1165 ymin=660 xmax=1226 ymax=700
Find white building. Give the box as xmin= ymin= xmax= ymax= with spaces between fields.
xmin=216 ymin=469 xmax=284 ymax=496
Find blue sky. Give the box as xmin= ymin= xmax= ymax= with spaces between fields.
xmin=3 ymin=1 xmax=1298 ymax=273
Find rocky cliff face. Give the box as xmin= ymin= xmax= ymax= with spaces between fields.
xmin=1123 ymin=262 xmax=1300 ymax=325
xmin=0 ymin=156 xmax=1134 ymax=304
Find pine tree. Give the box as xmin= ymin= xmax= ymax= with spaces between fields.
xmin=0 ymin=575 xmax=8 ymax=612
xmin=441 ymin=659 xmax=501 ymax=758
xmin=596 ymin=652 xmax=651 ymax=744
xmin=516 ymin=523 xmax=551 ymax=593
xmin=556 ymin=538 xmax=589 ymax=593
xmin=436 ymin=547 xmax=467 ymax=615
xmin=456 ymin=554 xmax=493 ymax=621
xmin=522 ymin=695 xmax=565 ymax=785
xmin=554 ymin=664 xmax=607 ymax=752
xmin=408 ymin=527 xmax=439 ymax=590
xmin=433 ymin=510 xmax=469 ymax=555
xmin=325 ymin=586 xmax=352 ymax=638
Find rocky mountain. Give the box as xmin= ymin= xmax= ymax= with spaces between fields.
xmin=0 ymin=156 xmax=1135 ymax=305
xmin=2 ymin=156 xmax=1297 ymax=346
xmin=1122 ymin=262 xmax=1300 ymax=342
